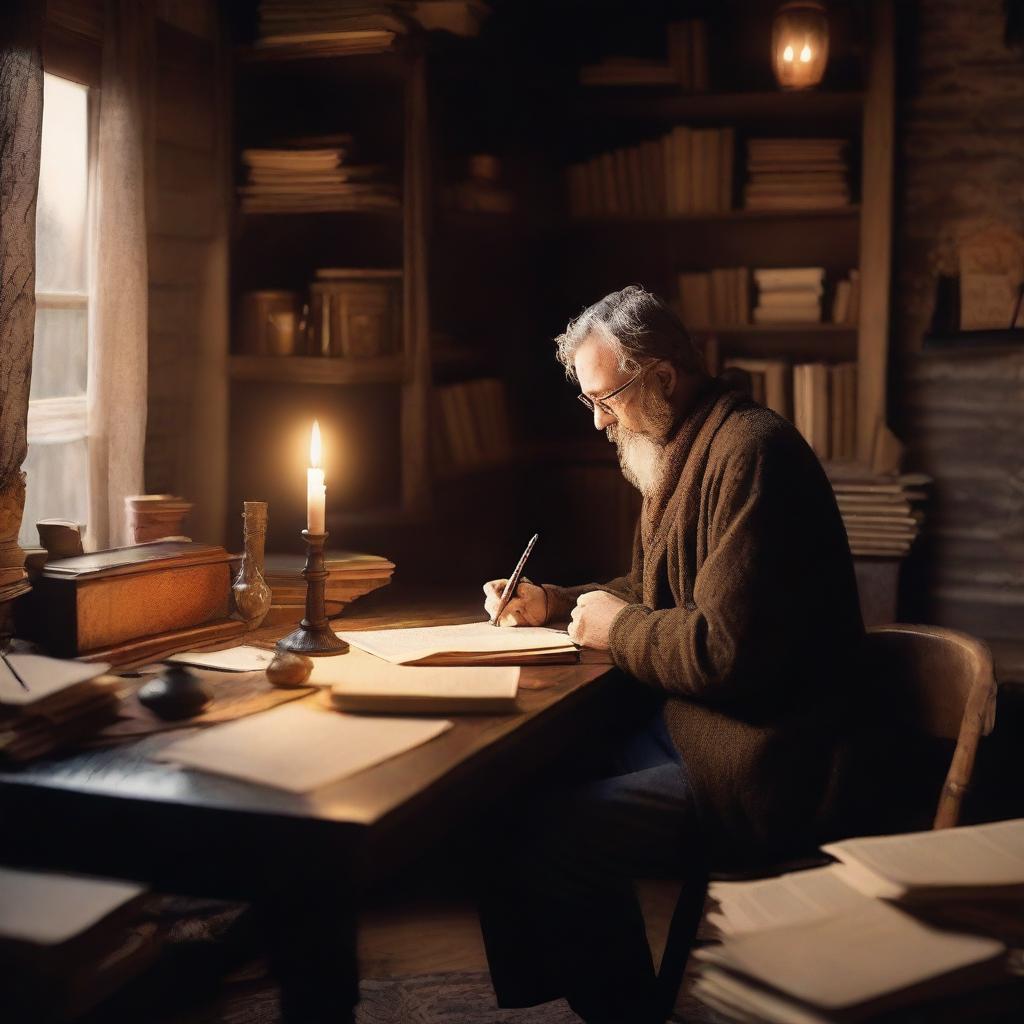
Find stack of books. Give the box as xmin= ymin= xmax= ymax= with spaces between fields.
xmin=255 ymin=1 xmax=412 ymax=53
xmin=697 ymin=819 xmax=1024 ymax=1021
xmin=435 ymin=377 xmax=513 ymax=475
xmin=667 ymin=19 xmax=709 ymax=92
xmin=239 ymin=140 xmax=399 ymax=214
xmin=677 ymin=268 xmax=749 ymax=326
xmin=566 ymin=126 xmax=733 ymax=218
xmin=0 ymin=654 xmax=121 ymax=762
xmin=744 ymin=137 xmax=851 ymax=211
xmin=578 ymin=57 xmax=675 ymax=86
xmin=793 ymin=361 xmax=857 ymax=461
xmin=261 ymin=552 xmax=395 ymax=624
xmin=753 ymin=266 xmax=824 ymax=323
xmin=831 ymin=472 xmax=929 ymax=557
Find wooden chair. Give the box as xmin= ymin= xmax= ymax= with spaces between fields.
xmin=653 ymin=623 xmax=999 ymax=1023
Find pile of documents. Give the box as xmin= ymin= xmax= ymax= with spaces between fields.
xmin=744 ymin=137 xmax=851 ymax=211
xmin=262 ymin=551 xmax=394 ymax=623
xmin=239 ymin=142 xmax=399 ymax=214
xmin=831 ymin=472 xmax=929 ymax=557
xmin=698 ymin=818 xmax=1024 ymax=1021
xmin=255 ymin=0 xmax=412 ymax=52
xmin=753 ymin=266 xmax=824 ymax=323
xmin=0 ymin=654 xmax=121 ymax=762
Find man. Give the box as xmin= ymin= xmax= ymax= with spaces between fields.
xmin=478 ymin=285 xmax=864 ymax=1023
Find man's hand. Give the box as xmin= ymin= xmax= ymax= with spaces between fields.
xmin=483 ymin=578 xmax=548 ymax=627
xmin=568 ymin=590 xmax=628 ymax=650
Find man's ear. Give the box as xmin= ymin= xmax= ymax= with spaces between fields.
xmin=653 ymin=360 xmax=677 ymax=399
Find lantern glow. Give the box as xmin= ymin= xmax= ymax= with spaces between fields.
xmin=772 ymin=1 xmax=829 ymax=91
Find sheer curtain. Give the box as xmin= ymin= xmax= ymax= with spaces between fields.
xmin=87 ymin=0 xmax=153 ymax=549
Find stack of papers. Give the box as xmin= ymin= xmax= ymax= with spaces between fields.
xmin=155 ymin=703 xmax=452 ymax=793
xmin=694 ymin=820 xmax=1024 ymax=1022
xmin=0 ymin=654 xmax=121 ymax=762
xmin=338 ymin=621 xmax=578 ymax=666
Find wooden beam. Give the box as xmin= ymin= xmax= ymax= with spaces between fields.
xmin=856 ymin=0 xmax=896 ymax=461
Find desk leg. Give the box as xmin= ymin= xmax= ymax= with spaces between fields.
xmin=255 ymin=873 xmax=359 ymax=1024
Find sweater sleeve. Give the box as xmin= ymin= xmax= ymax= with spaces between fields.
xmin=607 ymin=443 xmax=801 ymax=705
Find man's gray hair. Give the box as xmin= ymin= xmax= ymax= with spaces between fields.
xmin=554 ymin=284 xmax=706 ymax=382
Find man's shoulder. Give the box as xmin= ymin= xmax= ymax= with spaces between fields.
xmin=708 ymin=397 xmax=810 ymax=468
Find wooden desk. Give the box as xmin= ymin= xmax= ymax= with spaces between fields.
xmin=0 ymin=589 xmax=633 ymax=1021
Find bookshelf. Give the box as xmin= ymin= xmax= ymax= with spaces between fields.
xmin=226 ymin=28 xmax=431 ymax=554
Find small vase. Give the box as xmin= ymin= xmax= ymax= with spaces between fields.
xmin=233 ymin=501 xmax=272 ymax=629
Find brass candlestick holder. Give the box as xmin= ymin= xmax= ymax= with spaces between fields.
xmin=277 ymin=530 xmax=349 ymax=656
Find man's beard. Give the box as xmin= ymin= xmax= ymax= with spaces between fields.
xmin=606 ymin=387 xmax=674 ymax=495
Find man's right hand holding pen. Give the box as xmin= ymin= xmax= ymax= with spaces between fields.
xmin=482 ymin=578 xmax=549 ymax=628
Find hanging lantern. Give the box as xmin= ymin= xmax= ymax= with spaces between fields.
xmin=771 ymin=1 xmax=830 ymax=91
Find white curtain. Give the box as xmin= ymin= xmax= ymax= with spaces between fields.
xmin=87 ymin=0 xmax=153 ymax=549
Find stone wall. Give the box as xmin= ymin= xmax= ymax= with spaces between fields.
xmin=893 ymin=0 xmax=1024 ymax=677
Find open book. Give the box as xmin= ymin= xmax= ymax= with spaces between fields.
xmin=822 ymin=818 xmax=1024 ymax=902
xmin=337 ymin=621 xmax=578 ymax=666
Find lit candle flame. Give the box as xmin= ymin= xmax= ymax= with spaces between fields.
xmin=800 ymin=43 xmax=812 ymax=62
xmin=310 ymin=419 xmax=322 ymax=469
xmin=783 ymin=44 xmax=794 ymax=62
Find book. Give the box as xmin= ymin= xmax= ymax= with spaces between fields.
xmin=325 ymin=658 xmax=520 ymax=713
xmin=823 ymin=818 xmax=1024 ymax=902
xmin=723 ymin=358 xmax=789 ymax=417
xmin=337 ymin=621 xmax=579 ymax=666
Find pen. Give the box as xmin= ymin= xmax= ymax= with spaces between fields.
xmin=1 ymin=651 xmax=29 ymax=692
xmin=490 ymin=533 xmax=539 ymax=626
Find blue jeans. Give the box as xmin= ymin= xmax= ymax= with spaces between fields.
xmin=478 ymin=709 xmax=697 ymax=1024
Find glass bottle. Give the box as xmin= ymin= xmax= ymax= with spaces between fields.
xmin=232 ymin=501 xmax=272 ymax=629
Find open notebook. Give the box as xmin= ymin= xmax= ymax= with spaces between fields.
xmin=337 ymin=621 xmax=578 ymax=666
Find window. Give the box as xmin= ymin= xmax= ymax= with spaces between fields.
xmin=20 ymin=73 xmax=91 ymax=549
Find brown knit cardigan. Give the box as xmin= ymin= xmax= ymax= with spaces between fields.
xmin=547 ymin=380 xmax=864 ymax=861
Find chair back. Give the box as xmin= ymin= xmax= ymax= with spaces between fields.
xmin=864 ymin=624 xmax=997 ymax=830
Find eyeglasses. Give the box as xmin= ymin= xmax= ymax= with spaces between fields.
xmin=577 ymin=367 xmax=645 ymax=416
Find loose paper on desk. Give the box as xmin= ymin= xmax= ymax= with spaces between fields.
xmin=166 ymin=646 xmax=276 ymax=673
xmin=0 ymin=866 xmax=144 ymax=946
xmin=154 ymin=703 xmax=452 ymax=792
xmin=337 ymin=621 xmax=578 ymax=666
xmin=316 ymin=652 xmax=520 ymax=713
xmin=0 ymin=653 xmax=110 ymax=706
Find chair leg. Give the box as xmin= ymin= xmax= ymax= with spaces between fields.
xmin=654 ymin=864 xmax=710 ymax=1023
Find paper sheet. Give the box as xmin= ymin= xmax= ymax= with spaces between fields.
xmin=337 ymin=621 xmax=576 ymax=665
xmin=708 ymin=865 xmax=868 ymax=937
xmin=696 ymin=900 xmax=1004 ymax=1011
xmin=166 ymin=646 xmax=277 ymax=672
xmin=0 ymin=867 xmax=144 ymax=945
xmin=154 ymin=703 xmax=452 ymax=792
xmin=0 ymin=653 xmax=110 ymax=706
xmin=823 ymin=818 xmax=1024 ymax=897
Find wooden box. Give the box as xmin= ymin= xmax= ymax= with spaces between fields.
xmin=309 ymin=269 xmax=401 ymax=358
xmin=24 ymin=542 xmax=234 ymax=657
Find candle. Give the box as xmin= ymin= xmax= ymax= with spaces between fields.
xmin=307 ymin=420 xmax=326 ymax=534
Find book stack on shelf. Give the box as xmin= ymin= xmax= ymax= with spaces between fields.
xmin=566 ymin=125 xmax=733 ymax=218
xmin=831 ymin=473 xmax=929 ymax=558
xmin=578 ymin=18 xmax=708 ymax=89
xmin=254 ymin=0 xmax=412 ymax=54
xmin=677 ymin=268 xmax=749 ymax=326
xmin=832 ymin=268 xmax=861 ymax=325
xmin=435 ymin=377 xmax=512 ymax=476
xmin=696 ymin=820 xmax=1024 ymax=1022
xmin=239 ymin=140 xmax=399 ymax=214
xmin=744 ymin=138 xmax=851 ymax=211
xmin=753 ymin=266 xmax=823 ymax=323
xmin=262 ymin=552 xmax=395 ymax=624
xmin=793 ymin=361 xmax=857 ymax=460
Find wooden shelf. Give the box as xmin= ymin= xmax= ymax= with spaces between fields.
xmin=570 ymin=206 xmax=860 ymax=227
xmin=237 ymin=41 xmax=408 ymax=67
xmin=694 ymin=323 xmax=856 ymax=334
xmin=571 ymin=89 xmax=864 ymax=124
xmin=229 ymin=354 xmax=407 ymax=386
xmin=238 ymin=203 xmax=402 ymax=218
